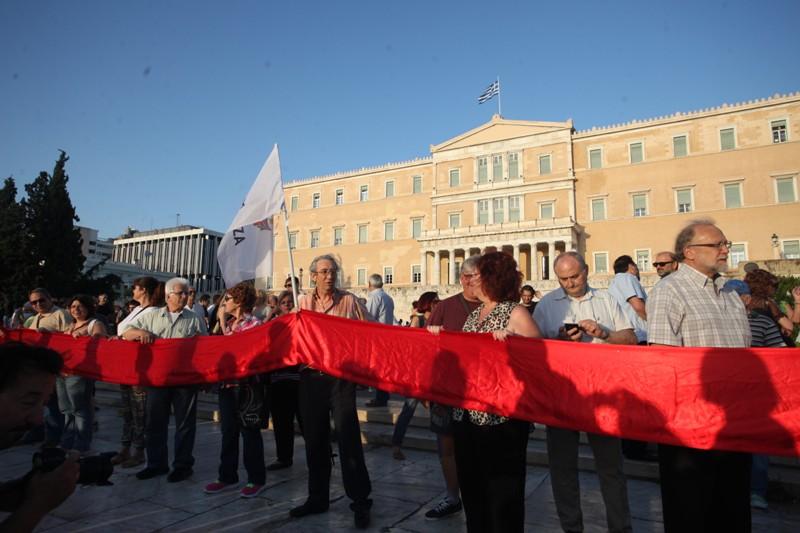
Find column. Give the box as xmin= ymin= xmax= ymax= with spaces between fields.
xmin=433 ymin=251 xmax=441 ymax=287
xmin=547 ymin=242 xmax=556 ymax=280
xmin=449 ymin=249 xmax=457 ymax=285
xmin=420 ymin=250 xmax=428 ymax=285
xmin=512 ymin=244 xmax=520 ymax=267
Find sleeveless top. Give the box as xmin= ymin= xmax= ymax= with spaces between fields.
xmin=452 ymin=300 xmax=518 ymax=426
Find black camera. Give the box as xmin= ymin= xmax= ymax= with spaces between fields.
xmin=32 ymin=448 xmax=115 ymax=485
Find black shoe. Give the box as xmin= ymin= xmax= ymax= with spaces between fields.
xmin=266 ymin=460 xmax=292 ymax=471
xmin=167 ymin=467 xmax=193 ymax=483
xmin=136 ymin=467 xmax=169 ymax=480
xmin=289 ymin=501 xmax=329 ymax=518
xmin=365 ymin=399 xmax=387 ymax=408
xmin=354 ymin=507 xmax=370 ymax=529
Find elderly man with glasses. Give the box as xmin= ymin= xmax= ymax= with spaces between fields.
xmin=122 ymin=277 xmax=206 ymax=483
xmin=647 ymin=220 xmax=751 ymax=532
xmin=289 ymin=254 xmax=374 ymax=529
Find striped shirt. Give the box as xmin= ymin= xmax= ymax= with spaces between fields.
xmin=748 ymin=310 xmax=787 ymax=348
xmin=646 ymin=263 xmax=750 ymax=348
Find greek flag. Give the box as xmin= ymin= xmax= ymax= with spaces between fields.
xmin=478 ymin=80 xmax=499 ymax=104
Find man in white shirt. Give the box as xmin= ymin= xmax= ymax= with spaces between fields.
xmin=534 ymin=252 xmax=635 ymax=533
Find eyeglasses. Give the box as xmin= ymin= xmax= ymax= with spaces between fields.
xmin=29 ymin=298 xmax=47 ymax=305
xmin=461 ymin=272 xmax=478 ymax=278
xmin=171 ymin=290 xmax=188 ymax=296
xmin=687 ymin=241 xmax=732 ymax=250
xmin=279 ymin=300 xmax=292 ymax=306
xmin=313 ymin=269 xmax=336 ymax=277
xmin=652 ymin=261 xmax=675 ymax=267
xmin=223 ymin=295 xmax=233 ymax=301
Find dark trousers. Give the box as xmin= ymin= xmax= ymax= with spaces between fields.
xmin=269 ymin=379 xmax=301 ymax=464
xmin=145 ymin=386 xmax=198 ymax=470
xmin=453 ymin=418 xmax=529 ymax=533
xmin=659 ymin=444 xmax=751 ymax=533
xmin=374 ymin=388 xmax=389 ymax=405
xmin=44 ymin=390 xmax=64 ymax=446
xmin=218 ymin=386 xmax=265 ymax=485
xmin=298 ymin=369 xmax=371 ymax=509
xmin=120 ymin=385 xmax=146 ymax=449
xmin=391 ymin=398 xmax=419 ymax=446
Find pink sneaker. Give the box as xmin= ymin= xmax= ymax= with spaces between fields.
xmin=240 ymin=483 xmax=265 ymax=498
xmin=204 ymin=480 xmax=238 ymax=494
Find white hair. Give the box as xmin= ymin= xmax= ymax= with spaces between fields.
xmin=368 ymin=274 xmax=383 ymax=288
xmin=165 ymin=277 xmax=190 ymax=295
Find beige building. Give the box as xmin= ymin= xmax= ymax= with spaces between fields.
xmin=274 ymin=92 xmax=800 ymax=290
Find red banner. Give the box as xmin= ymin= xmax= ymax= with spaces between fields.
xmin=4 ymin=310 xmax=799 ymax=456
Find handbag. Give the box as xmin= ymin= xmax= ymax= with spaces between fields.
xmin=237 ymin=377 xmax=268 ymax=429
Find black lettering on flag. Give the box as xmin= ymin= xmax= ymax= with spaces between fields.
xmin=233 ymin=227 xmax=246 ymax=246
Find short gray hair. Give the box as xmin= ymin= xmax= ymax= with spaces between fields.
xmin=309 ymin=254 xmax=341 ymax=274
xmin=165 ymin=277 xmax=190 ymax=295
xmin=553 ymin=251 xmax=587 ymax=272
xmin=461 ymin=255 xmax=480 ymax=274
xmin=368 ymin=273 xmax=383 ymax=288
xmin=674 ymin=218 xmax=716 ymax=261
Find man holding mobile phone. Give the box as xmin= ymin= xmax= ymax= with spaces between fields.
xmin=534 ymin=251 xmax=636 ymax=533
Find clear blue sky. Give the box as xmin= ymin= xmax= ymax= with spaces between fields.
xmin=2 ymin=0 xmax=799 ymax=238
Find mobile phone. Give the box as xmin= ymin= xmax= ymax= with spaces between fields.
xmin=564 ymin=322 xmax=580 ymax=332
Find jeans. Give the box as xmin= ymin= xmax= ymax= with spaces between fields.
xmin=43 ymin=390 xmax=64 ymax=446
xmin=391 ymin=398 xmax=419 ymax=446
xmin=217 ymin=386 xmax=265 ymax=485
xmin=55 ymin=375 xmax=94 ymax=452
xmin=145 ymin=386 xmax=198 ymax=470
xmin=751 ymin=454 xmax=769 ymax=498
xmin=298 ymin=369 xmax=371 ymax=509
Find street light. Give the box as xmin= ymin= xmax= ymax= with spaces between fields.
xmin=771 ymin=233 xmax=779 ymax=247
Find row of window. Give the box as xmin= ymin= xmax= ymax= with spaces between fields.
xmin=589 ymin=176 xmax=797 ymax=221
xmin=290 ymin=175 xmax=424 ymax=211
xmin=586 ymin=119 xmax=790 ymax=169
xmin=288 ymin=218 xmax=428 ymax=249
xmin=593 ymin=238 xmax=800 ymax=274
xmin=353 ymin=265 xmax=423 ymax=286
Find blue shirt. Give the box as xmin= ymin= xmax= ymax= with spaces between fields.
xmin=608 ymin=272 xmax=648 ymax=343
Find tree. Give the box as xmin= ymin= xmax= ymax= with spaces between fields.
xmin=0 ymin=177 xmax=29 ymax=314
xmin=21 ymin=150 xmax=84 ymax=297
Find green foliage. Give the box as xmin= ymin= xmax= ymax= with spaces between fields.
xmin=776 ymin=275 xmax=800 ymax=308
xmin=0 ymin=177 xmax=29 ymax=312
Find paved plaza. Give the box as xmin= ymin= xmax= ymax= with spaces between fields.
xmin=2 ymin=402 xmax=799 ymax=532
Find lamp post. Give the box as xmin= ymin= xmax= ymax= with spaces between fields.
xmin=771 ymin=233 xmax=781 ymax=259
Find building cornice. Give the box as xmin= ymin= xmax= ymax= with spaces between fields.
xmin=286 ymin=157 xmax=432 ymax=188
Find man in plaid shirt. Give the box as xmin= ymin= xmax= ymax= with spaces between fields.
xmin=647 ymin=220 xmax=751 ymax=532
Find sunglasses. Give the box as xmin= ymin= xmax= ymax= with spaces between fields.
xmin=29 ymin=298 xmax=48 ymax=305
xmin=652 ymin=261 xmax=675 ymax=267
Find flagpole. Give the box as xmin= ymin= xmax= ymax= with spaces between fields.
xmin=281 ymin=204 xmax=300 ymax=306
xmin=497 ymin=76 xmax=502 ymax=117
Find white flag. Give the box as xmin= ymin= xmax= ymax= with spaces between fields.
xmin=217 ymin=145 xmax=284 ymax=287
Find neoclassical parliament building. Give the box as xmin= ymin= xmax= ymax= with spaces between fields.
xmin=274 ymin=92 xmax=800 ymax=289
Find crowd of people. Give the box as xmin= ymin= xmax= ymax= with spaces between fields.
xmin=2 ymin=219 xmax=800 ymax=532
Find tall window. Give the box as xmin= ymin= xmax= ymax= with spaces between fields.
xmin=383 ymin=266 xmax=393 ymax=285
xmin=335 ymin=189 xmax=344 ymax=205
xmin=288 ymin=232 xmax=297 ymax=249
xmin=385 ymin=180 xmax=395 ymax=198
xmin=772 ymin=119 xmax=788 ymax=143
xmin=629 ymin=142 xmax=644 ymax=164
xmin=673 ymin=135 xmax=688 ymax=157
xmin=539 ymin=202 xmax=554 ymax=219
xmin=360 ymin=185 xmax=369 ymax=202
xmin=412 ymin=175 xmax=422 ymax=194
xmin=728 ymin=243 xmax=747 ymax=268
xmin=508 ymin=152 xmax=520 ymax=179
xmin=589 ymin=148 xmax=602 ymax=169
xmin=477 ymin=158 xmax=488 ymax=184
xmin=312 ymin=193 xmax=320 ymax=209
xmin=357 ymin=268 xmax=367 ymax=286
xmin=333 ymin=227 xmax=343 ymax=246
xmin=594 ymin=252 xmax=609 ymax=274
xmin=539 ymin=154 xmax=551 ymax=175
xmin=508 ymin=196 xmax=521 ymax=222
xmin=412 ymin=265 xmax=422 ymax=284
xmin=290 ymin=196 xmax=299 ymax=212
xmin=783 ymin=240 xmax=800 ymax=259
xmin=384 ymin=221 xmax=394 ymax=241
xmin=477 ymin=199 xmax=489 ymax=224
xmin=635 ymin=250 xmax=651 ymax=272
xmin=632 ymin=193 xmax=647 ymax=217
xmin=492 ymin=198 xmax=504 ymax=224
xmin=591 ymin=198 xmax=606 ymax=221
xmin=411 ymin=218 xmax=422 ymax=238
xmin=776 ymin=176 xmax=796 ymax=203
xmin=724 ymin=182 xmax=742 ymax=208
xmin=492 ymin=155 xmax=503 ymax=181
xmin=449 ymin=168 xmax=460 ymax=187
xmin=358 ymin=224 xmax=368 ymax=243
xmin=676 ymin=188 xmax=693 ymax=213
xmin=448 ymin=213 xmax=461 ymax=229
xmin=720 ymin=128 xmax=736 ymax=151
xmin=310 ymin=230 xmax=320 ymax=248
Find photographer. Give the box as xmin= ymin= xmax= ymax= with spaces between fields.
xmin=0 ymin=342 xmax=79 ymax=533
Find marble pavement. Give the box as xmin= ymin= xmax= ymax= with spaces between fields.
xmin=1 ymin=405 xmax=798 ymax=532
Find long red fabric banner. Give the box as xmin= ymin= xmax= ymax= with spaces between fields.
xmin=4 ymin=310 xmax=799 ymax=456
